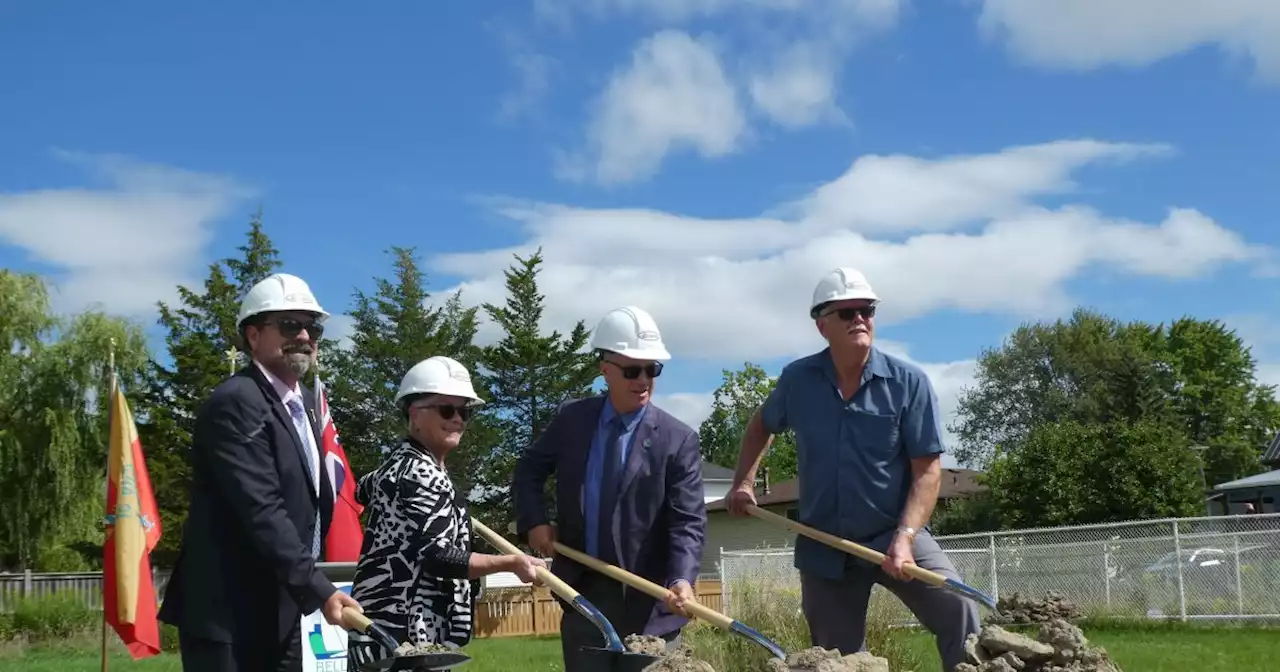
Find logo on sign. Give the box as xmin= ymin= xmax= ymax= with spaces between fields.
xmin=303 ymin=583 xmax=352 ymax=672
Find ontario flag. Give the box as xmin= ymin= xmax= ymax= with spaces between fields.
xmin=316 ymin=371 xmax=364 ymax=561
xmin=103 ymin=374 xmax=162 ymax=659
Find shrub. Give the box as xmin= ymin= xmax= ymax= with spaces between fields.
xmin=686 ymin=580 xmax=931 ymax=671
xmin=9 ymin=591 xmax=97 ymax=641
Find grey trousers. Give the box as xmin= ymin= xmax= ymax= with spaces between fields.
xmin=799 ymin=531 xmax=980 ymax=672
xmin=558 ymin=573 xmax=681 ymax=672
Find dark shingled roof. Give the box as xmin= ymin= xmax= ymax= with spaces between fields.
xmin=701 ymin=462 xmax=737 ymax=481
xmin=1263 ymin=431 xmax=1280 ymax=467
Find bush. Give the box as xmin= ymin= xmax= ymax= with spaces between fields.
xmin=686 ymin=580 xmax=931 ymax=671
xmin=9 ymin=592 xmax=97 ymax=641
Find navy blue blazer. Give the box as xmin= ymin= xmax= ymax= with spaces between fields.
xmin=513 ymin=395 xmax=707 ymax=636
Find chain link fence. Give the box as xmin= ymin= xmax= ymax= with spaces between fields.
xmin=719 ymin=513 xmax=1280 ymax=623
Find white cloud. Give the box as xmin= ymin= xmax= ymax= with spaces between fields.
xmin=438 ymin=138 xmax=1265 ymax=362
xmin=322 ymin=314 xmax=358 ymax=351
xmin=557 ymin=30 xmax=747 ymax=185
xmin=653 ymin=390 xmax=716 ymax=428
xmin=977 ymin=0 xmax=1280 ymax=83
xmin=0 ymin=151 xmax=251 ymax=316
xmin=746 ymin=41 xmax=846 ymax=129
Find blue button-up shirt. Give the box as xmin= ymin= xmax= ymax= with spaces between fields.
xmin=583 ymin=400 xmax=647 ymax=557
xmin=761 ymin=346 xmax=946 ymax=580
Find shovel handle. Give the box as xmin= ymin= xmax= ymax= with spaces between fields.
xmin=470 ymin=518 xmax=583 ymax=602
xmin=342 ymin=605 xmax=374 ymax=631
xmin=551 ymin=542 xmax=735 ymax=631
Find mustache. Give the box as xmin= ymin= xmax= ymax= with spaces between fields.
xmin=284 ymin=345 xmax=313 ymax=355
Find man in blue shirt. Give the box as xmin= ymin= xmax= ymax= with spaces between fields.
xmin=725 ymin=267 xmax=979 ymax=671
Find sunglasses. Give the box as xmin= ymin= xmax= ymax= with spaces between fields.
xmin=822 ymin=305 xmax=876 ymax=322
xmin=604 ymin=360 xmax=664 ymax=380
xmin=416 ymin=403 xmax=475 ymax=422
xmin=265 ymin=318 xmax=324 ymax=340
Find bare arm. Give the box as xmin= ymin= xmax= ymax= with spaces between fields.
xmin=900 ymin=455 xmax=942 ymax=531
xmin=731 ymin=410 xmax=773 ymax=489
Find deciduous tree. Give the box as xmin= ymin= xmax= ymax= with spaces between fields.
xmin=698 ymin=362 xmax=798 ymax=480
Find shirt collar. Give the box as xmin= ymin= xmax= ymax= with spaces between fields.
xmin=254 ymin=359 xmax=303 ymax=406
xmin=600 ymin=397 xmax=647 ymax=431
xmin=813 ymin=345 xmax=894 ymax=385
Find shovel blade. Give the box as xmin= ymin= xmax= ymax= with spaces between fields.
xmin=359 ymin=651 xmax=471 ymax=671
xmin=578 ymin=645 xmax=664 ymax=672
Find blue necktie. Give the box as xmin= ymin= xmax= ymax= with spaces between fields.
xmin=596 ymin=416 xmax=624 ymax=564
xmin=286 ymin=398 xmax=322 ymax=560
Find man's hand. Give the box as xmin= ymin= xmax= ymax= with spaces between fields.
xmin=321 ymin=590 xmax=362 ymax=627
xmin=527 ymin=524 xmax=557 ymax=557
xmin=663 ymin=580 xmax=696 ymax=618
xmin=880 ymin=531 xmax=917 ymax=582
xmin=509 ymin=555 xmax=548 ymax=585
xmin=724 ymin=483 xmax=757 ymax=517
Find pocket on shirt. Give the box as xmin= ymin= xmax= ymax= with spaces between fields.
xmin=845 ymin=409 xmax=900 ymax=454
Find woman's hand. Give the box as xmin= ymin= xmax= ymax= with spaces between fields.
xmin=508 ymin=555 xmax=548 ymax=585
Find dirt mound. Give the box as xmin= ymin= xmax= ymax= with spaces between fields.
xmin=765 ymin=646 xmax=891 ymax=671
xmin=986 ymin=590 xmax=1082 ymax=625
xmin=626 ymin=635 xmax=716 ymax=671
xmin=954 ymin=619 xmax=1120 ymax=672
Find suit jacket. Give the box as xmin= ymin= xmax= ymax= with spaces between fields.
xmin=158 ymin=364 xmax=336 ymax=646
xmin=513 ymin=396 xmax=707 ymax=636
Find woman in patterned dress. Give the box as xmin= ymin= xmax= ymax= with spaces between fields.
xmin=347 ymin=356 xmax=545 ymax=671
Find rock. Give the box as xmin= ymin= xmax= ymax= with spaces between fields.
xmin=626 ymin=633 xmax=671 ymax=656
xmin=767 ymin=646 xmax=890 ymax=672
xmin=979 ymin=625 xmax=1055 ymax=662
xmin=638 ymin=643 xmax=717 ymax=672
xmin=957 ymin=619 xmax=1122 ymax=672
xmin=987 ymin=591 xmax=1081 ymax=626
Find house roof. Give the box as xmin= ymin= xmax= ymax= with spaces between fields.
xmin=1213 ymin=469 xmax=1280 ymax=492
xmin=701 ymin=462 xmax=736 ymax=481
xmin=1263 ymin=432 xmax=1280 ymax=467
xmin=705 ymin=467 xmax=985 ymax=511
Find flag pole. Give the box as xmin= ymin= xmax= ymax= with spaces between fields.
xmin=101 ymin=338 xmax=117 ymax=672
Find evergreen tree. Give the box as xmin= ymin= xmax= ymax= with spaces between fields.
xmin=141 ymin=212 xmax=282 ymax=561
xmin=324 ymin=246 xmax=485 ymax=490
xmin=472 ymin=249 xmax=596 ymax=531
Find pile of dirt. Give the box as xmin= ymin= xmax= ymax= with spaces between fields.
xmin=392 ymin=641 xmax=453 ymax=655
xmin=954 ymin=618 xmax=1120 ymax=672
xmin=626 ymin=635 xmax=716 ymax=672
xmin=986 ymin=590 xmax=1082 ymax=625
xmin=764 ymin=647 xmax=891 ymax=672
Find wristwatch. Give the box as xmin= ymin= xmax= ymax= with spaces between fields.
xmin=896 ymin=525 xmax=918 ymax=540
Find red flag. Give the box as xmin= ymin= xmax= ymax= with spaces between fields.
xmin=103 ymin=375 xmax=162 ymax=659
xmin=316 ymin=372 xmax=365 ymax=561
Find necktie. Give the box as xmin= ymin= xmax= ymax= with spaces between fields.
xmin=596 ymin=416 xmax=624 ymax=564
xmin=286 ymin=398 xmax=322 ymax=560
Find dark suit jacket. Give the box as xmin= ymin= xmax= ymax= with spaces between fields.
xmin=158 ymin=364 xmax=336 ymax=647
xmin=513 ymin=396 xmax=707 ymax=636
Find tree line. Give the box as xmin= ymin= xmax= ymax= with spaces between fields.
xmin=3 ymin=213 xmax=1278 ymax=570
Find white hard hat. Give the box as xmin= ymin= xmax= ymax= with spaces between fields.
xmin=237 ymin=273 xmax=330 ymax=327
xmin=590 ymin=306 xmax=671 ymax=361
xmin=395 ymin=356 xmax=485 ymax=406
xmin=810 ymin=267 xmax=879 ymax=318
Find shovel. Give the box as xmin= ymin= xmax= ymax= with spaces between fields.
xmin=341 ymin=607 xmax=472 ymax=670
xmin=744 ymin=504 xmax=998 ymax=611
xmin=470 ymin=518 xmax=663 ymax=672
xmin=551 ymin=541 xmax=789 ymax=662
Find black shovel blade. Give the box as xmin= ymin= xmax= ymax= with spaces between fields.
xmin=578 ymin=645 xmax=664 ymax=672
xmin=359 ymin=651 xmax=471 ymax=671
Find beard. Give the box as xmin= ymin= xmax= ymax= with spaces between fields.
xmin=285 ymin=349 xmax=312 ymax=377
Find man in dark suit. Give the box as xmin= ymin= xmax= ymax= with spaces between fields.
xmin=159 ymin=273 xmax=362 ymax=672
xmin=513 ymin=305 xmax=707 ymax=672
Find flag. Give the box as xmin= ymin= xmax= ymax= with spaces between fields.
xmin=103 ymin=375 xmax=162 ymax=659
xmin=316 ymin=372 xmax=365 ymax=561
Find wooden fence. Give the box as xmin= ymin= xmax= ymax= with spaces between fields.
xmin=1 ymin=570 xmax=722 ymax=639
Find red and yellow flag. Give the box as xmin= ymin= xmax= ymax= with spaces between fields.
xmin=102 ymin=376 xmax=163 ymax=659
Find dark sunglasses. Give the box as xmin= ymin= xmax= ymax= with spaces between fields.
xmin=605 ymin=360 xmax=663 ymax=380
xmin=822 ymin=305 xmax=876 ymax=322
xmin=417 ymin=403 xmax=475 ymax=422
xmin=265 ymin=318 xmax=324 ymax=340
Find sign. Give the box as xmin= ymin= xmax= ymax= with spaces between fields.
xmin=302 ymin=582 xmax=353 ymax=672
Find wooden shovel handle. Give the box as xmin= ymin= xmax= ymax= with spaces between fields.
xmin=470 ymin=518 xmax=585 ymax=603
xmin=745 ymin=504 xmax=948 ymax=587
xmin=551 ymin=541 xmax=735 ymax=630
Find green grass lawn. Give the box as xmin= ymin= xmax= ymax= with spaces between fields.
xmin=2 ymin=623 xmax=1276 ymax=671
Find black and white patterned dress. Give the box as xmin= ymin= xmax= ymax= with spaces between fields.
xmin=347 ymin=438 xmax=477 ymax=671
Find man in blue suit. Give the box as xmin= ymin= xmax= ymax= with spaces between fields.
xmin=513 ymin=306 xmax=707 ymax=672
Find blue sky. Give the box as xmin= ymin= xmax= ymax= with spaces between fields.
xmin=3 ymin=1 xmax=1280 ymax=468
